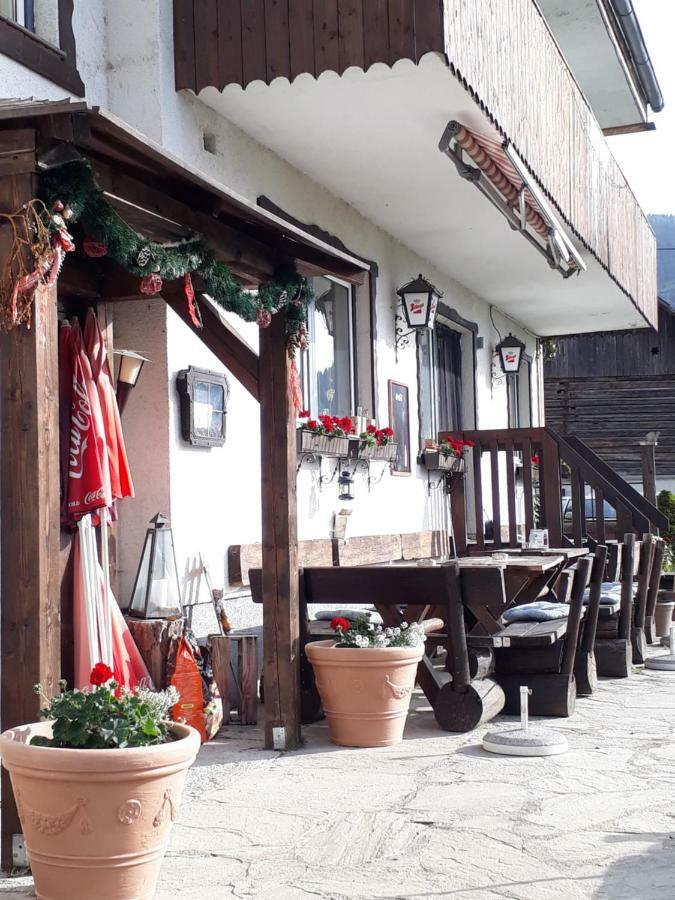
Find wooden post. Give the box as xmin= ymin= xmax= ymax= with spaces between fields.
xmin=258 ymin=309 xmax=300 ymax=750
xmin=0 ymin=141 xmax=61 ymax=870
xmin=640 ymin=437 xmax=657 ymax=510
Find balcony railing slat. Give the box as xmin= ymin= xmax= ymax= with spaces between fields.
xmin=595 ymin=489 xmax=606 ymax=545
xmin=363 ymin=0 xmax=390 ymax=68
xmin=522 ymin=436 xmax=534 ymax=536
xmin=242 ymin=0 xmax=268 ymax=86
xmin=265 ymin=0 xmax=292 ymax=82
xmin=338 ymin=0 xmax=365 ymax=73
xmin=313 ymin=0 xmax=340 ymax=72
xmin=490 ymin=441 xmax=501 ymax=549
xmin=413 ymin=0 xmax=444 ymax=57
xmin=571 ymin=465 xmax=583 ymax=547
xmin=289 ymin=0 xmax=316 ymax=79
xmin=217 ymin=0 xmax=243 ymax=88
xmin=194 ymin=0 xmax=219 ymax=94
xmin=472 ymin=439 xmax=484 ymax=550
xmin=505 ymin=438 xmax=517 ymax=546
xmin=388 ymin=0 xmax=415 ymax=62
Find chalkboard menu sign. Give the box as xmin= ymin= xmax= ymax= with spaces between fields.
xmin=388 ymin=380 xmax=410 ymax=474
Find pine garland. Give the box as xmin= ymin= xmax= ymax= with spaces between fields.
xmin=40 ymin=160 xmax=311 ymax=351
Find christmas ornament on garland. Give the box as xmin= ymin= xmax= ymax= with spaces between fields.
xmin=0 ymin=198 xmax=75 ymax=332
xmin=83 ymin=235 xmax=108 ymax=258
xmin=183 ymin=273 xmax=203 ymax=329
xmin=40 ymin=160 xmax=313 ymax=352
xmin=140 ymin=273 xmax=163 ymax=296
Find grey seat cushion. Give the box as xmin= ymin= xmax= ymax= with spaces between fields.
xmin=584 ymin=582 xmax=630 ymax=606
xmin=502 ymin=602 xmax=570 ymax=624
xmin=312 ymin=607 xmax=384 ymax=625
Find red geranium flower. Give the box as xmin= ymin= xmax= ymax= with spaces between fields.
xmin=366 ymin=423 xmax=377 ymax=434
xmin=531 ymin=454 xmax=541 ymax=464
xmin=330 ymin=616 xmax=350 ymax=632
xmin=299 ymin=409 xmax=310 ymax=419
xmin=90 ymin=662 xmax=114 ymax=686
xmin=464 ymin=439 xmax=474 ymax=448
xmin=383 ymin=427 xmax=394 ymax=437
xmin=307 ymin=419 xmax=318 ymax=430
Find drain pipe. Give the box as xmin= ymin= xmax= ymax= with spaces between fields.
xmin=608 ymin=0 xmax=664 ymax=112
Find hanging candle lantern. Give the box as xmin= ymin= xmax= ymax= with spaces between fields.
xmin=496 ymin=333 xmax=526 ymax=375
xmin=128 ymin=513 xmax=183 ymax=619
xmin=397 ymin=274 xmax=442 ymax=330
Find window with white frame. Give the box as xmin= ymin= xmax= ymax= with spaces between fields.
xmin=300 ymin=275 xmax=356 ymax=416
xmin=0 ymin=0 xmax=34 ymax=29
xmin=417 ymin=323 xmax=463 ymax=447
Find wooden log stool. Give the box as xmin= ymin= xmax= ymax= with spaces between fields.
xmin=208 ymin=634 xmax=259 ymax=725
xmin=125 ymin=617 xmax=184 ymax=690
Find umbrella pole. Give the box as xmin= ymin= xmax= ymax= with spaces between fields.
xmin=100 ymin=513 xmax=114 ymax=668
xmin=78 ymin=516 xmax=99 ymax=672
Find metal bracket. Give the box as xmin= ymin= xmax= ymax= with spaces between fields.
xmin=296 ymin=451 xmax=321 ymax=473
xmin=395 ymin=313 xmax=415 ymax=362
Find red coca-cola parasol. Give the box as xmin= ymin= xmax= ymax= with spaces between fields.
xmin=84 ymin=309 xmax=134 ymax=502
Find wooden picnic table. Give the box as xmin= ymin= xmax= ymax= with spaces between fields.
xmin=456 ymin=554 xmax=565 ymax=607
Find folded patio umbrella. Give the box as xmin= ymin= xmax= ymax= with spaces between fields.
xmin=74 ymin=518 xmax=152 ymax=690
xmin=84 ymin=308 xmax=134 ymax=502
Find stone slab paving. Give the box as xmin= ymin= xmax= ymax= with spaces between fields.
xmin=1 ymin=654 xmax=674 ymax=899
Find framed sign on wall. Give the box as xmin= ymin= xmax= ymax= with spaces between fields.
xmin=388 ymin=380 xmax=411 ymax=474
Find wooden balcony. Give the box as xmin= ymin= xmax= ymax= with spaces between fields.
xmin=173 ymin=0 xmax=657 ymax=330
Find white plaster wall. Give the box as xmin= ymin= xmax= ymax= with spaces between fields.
xmin=112 ymin=300 xmax=172 ymax=607
xmin=104 ymin=0 xmax=539 ymax=626
xmin=0 ymin=1 xmax=540 ymax=632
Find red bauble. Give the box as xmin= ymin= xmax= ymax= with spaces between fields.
xmin=256 ymin=308 xmax=272 ymax=328
xmin=140 ymin=273 xmax=163 ymax=295
xmin=83 ymin=236 xmax=108 ymax=258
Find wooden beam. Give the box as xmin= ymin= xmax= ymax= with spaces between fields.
xmin=163 ymin=290 xmax=260 ymax=401
xmin=0 ymin=156 xmax=61 ymax=869
xmin=602 ymin=122 xmax=656 ymax=137
xmin=259 ymin=309 xmax=301 ymax=750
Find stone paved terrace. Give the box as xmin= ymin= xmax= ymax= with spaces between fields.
xmin=2 ymin=652 xmax=674 ymax=899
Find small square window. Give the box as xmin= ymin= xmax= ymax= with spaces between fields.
xmin=176 ymin=367 xmax=229 ymax=447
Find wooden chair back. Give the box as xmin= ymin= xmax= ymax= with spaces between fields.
xmin=634 ymin=533 xmax=656 ymax=630
xmin=618 ymin=533 xmax=636 ymax=640
xmin=645 ymin=537 xmax=665 ymax=623
xmin=580 ymin=544 xmax=608 ymax=654
xmin=561 ymin=554 xmax=593 ymax=676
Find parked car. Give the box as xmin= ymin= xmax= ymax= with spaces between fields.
xmin=562 ymin=497 xmax=617 ymax=540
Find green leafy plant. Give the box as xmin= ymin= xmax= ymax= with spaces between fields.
xmin=657 ymin=490 xmax=675 ymax=572
xmin=31 ymin=664 xmax=179 ymax=750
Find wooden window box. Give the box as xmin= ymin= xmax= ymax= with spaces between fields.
xmin=349 ymin=439 xmax=398 ymax=462
xmin=421 ymin=450 xmax=465 ymax=473
xmin=296 ymin=429 xmax=350 ymax=458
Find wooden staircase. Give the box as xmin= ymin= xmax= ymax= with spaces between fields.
xmin=442 ymin=427 xmax=668 ymax=553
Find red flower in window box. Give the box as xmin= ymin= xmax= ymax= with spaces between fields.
xmin=330 ymin=616 xmax=351 ymax=632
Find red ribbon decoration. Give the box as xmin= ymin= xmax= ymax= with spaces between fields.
xmin=184 ymin=272 xmax=203 ymax=328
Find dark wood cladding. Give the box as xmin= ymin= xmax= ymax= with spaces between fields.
xmin=545 ymin=376 xmax=675 ymax=480
xmin=545 ymin=303 xmax=675 ymax=379
xmin=544 ymin=303 xmax=675 ymax=479
xmin=174 ymin=0 xmax=445 ymax=92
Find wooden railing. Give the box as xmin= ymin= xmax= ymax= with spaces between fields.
xmin=442 ymin=427 xmax=667 ymax=552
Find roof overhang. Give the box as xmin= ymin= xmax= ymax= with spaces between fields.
xmin=537 ymin=0 xmax=659 ymax=130
xmin=200 ymin=54 xmax=653 ymax=336
xmin=0 ymin=99 xmax=369 ymax=288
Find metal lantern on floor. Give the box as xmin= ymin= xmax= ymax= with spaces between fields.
xmin=128 ymin=513 xmax=183 ymax=619
xmin=495 ymin=333 xmax=526 ymax=375
xmin=397 ymin=274 xmax=442 ymax=329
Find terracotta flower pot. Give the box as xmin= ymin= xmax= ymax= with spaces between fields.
xmin=0 ymin=721 xmax=200 ymax=900
xmin=655 ymin=601 xmax=675 ymax=638
xmin=305 ymin=640 xmax=423 ymax=748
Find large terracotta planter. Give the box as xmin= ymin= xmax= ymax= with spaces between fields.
xmin=655 ymin=601 xmax=675 ymax=637
xmin=305 ymin=640 xmax=423 ymax=748
xmin=0 ymin=721 xmax=200 ymax=900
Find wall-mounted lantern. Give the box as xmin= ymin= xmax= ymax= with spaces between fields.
xmin=128 ymin=513 xmax=183 ymax=620
xmin=176 ymin=366 xmax=229 ymax=448
xmin=394 ymin=275 xmax=442 ymax=359
xmin=115 ymin=349 xmax=149 ymax=414
xmin=495 ymin=333 xmax=526 ymax=375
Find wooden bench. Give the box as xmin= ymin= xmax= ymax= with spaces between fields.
xmin=250 ymin=563 xmax=505 ymax=734
xmin=488 ymin=554 xmax=594 ymax=717
xmin=594 ymin=533 xmax=657 ymax=676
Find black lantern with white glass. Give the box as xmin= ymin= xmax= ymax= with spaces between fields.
xmin=495 ymin=333 xmax=526 ymax=375
xmin=128 ymin=513 xmax=183 ymax=619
